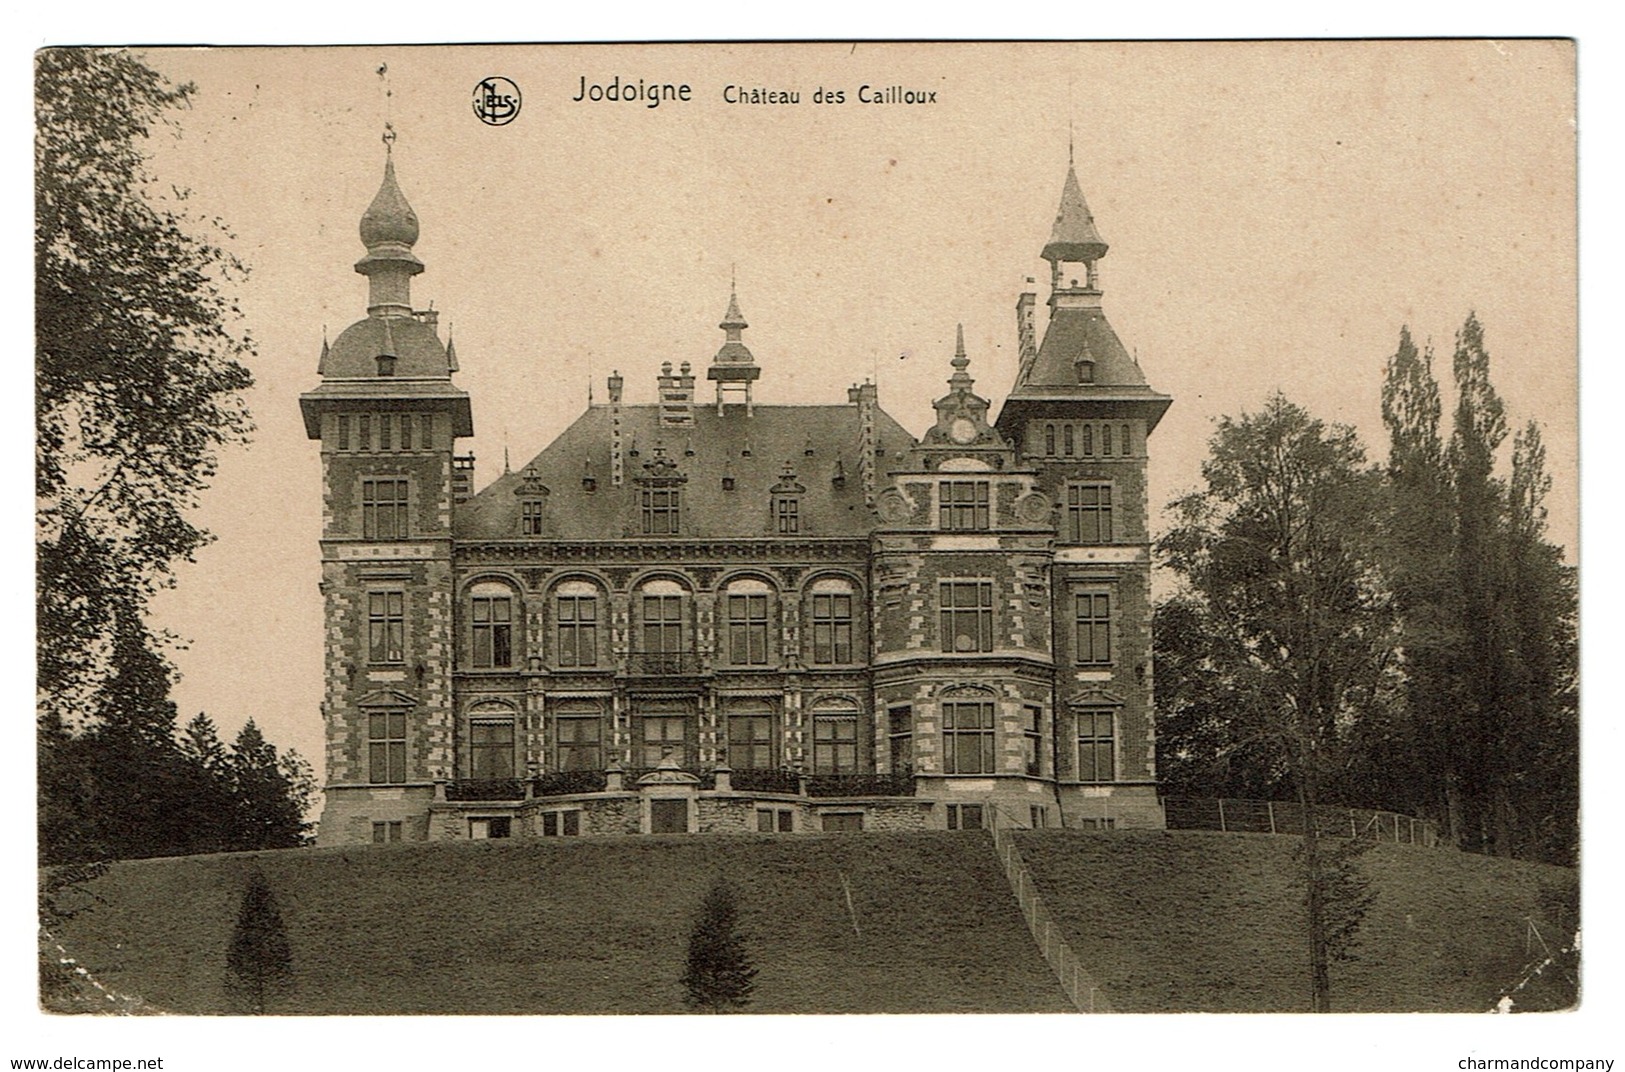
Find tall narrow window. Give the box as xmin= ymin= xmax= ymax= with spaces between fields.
xmin=641 ymin=714 xmax=688 ymax=767
xmin=642 ymin=594 xmax=684 ymax=654
xmin=521 ymin=500 xmax=545 ymax=535
xmin=888 ymin=705 xmax=913 ymax=774
xmin=1078 ymin=709 xmax=1116 ymax=782
xmin=337 ymin=415 xmax=351 ymax=451
xmin=1120 ymin=423 xmax=1132 ymax=456
xmin=1044 ymin=424 xmax=1056 ymax=456
xmin=812 ymin=713 xmax=858 ymax=774
xmin=556 ymin=593 xmax=598 ymax=667
xmin=1066 ymin=482 xmax=1113 ymax=543
xmin=811 ymin=592 xmax=853 ymax=664
xmin=1102 ymin=424 xmax=1114 ymax=457
xmin=1022 ymin=704 xmax=1043 ymax=776
xmin=379 ymin=414 xmax=393 ymax=451
xmin=728 ymin=712 xmax=773 ymax=768
xmin=420 ymin=414 xmax=434 ymax=450
xmin=939 ymin=581 xmax=994 ymax=653
xmin=369 ymin=711 xmax=407 ymax=784
xmin=399 ymin=414 xmax=412 ymax=451
xmin=726 ymin=593 xmax=770 ymax=665
xmin=368 ymin=591 xmax=404 ymax=664
xmin=641 ymin=489 xmax=680 ymax=534
xmin=775 ymin=496 xmax=800 ymax=534
xmin=469 ymin=718 xmax=515 ymax=780
xmin=942 ymin=701 xmax=995 ymax=774
xmin=358 ymin=414 xmax=372 ymax=452
xmin=471 ymin=591 xmax=514 ymax=668
xmin=1082 ymin=424 xmax=1094 ymax=456
xmin=1063 ymin=424 xmax=1075 ymax=456
xmin=938 ymin=481 xmax=990 ymax=531
xmin=1075 ymin=592 xmax=1112 ymax=665
xmin=361 ymin=478 xmax=409 ymax=539
xmin=555 ymin=711 xmax=602 ymax=771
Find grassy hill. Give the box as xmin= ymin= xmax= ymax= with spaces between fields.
xmin=1015 ymin=830 xmax=1577 ymax=1013
xmin=44 ymin=830 xmax=1575 ymax=1014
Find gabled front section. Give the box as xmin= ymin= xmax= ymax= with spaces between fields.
xmin=306 ymin=145 xmax=1170 ymax=844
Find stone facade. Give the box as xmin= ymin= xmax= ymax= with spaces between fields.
xmin=304 ymin=152 xmax=1172 ymax=846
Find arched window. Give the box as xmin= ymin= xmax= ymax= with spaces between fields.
xmin=1102 ymin=424 xmax=1114 ymax=457
xmin=468 ymin=702 xmax=516 ymax=780
xmin=469 ymin=581 xmax=517 ymax=669
xmin=1044 ymin=423 xmax=1055 ymax=456
xmin=723 ymin=578 xmax=773 ymax=666
xmin=554 ymin=580 xmax=600 ymax=668
xmin=811 ymin=700 xmax=861 ymax=775
xmin=1063 ymin=424 xmax=1075 ymax=456
xmin=808 ymin=578 xmax=856 ymax=665
xmin=1082 ymin=424 xmax=1094 ymax=456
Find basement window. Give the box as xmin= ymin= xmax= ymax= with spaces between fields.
xmin=469 ymin=817 xmax=512 ymax=839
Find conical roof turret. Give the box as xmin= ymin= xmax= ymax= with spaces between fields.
xmin=1042 ymin=163 xmax=1108 ymax=264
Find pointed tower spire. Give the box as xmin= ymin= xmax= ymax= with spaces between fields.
xmin=708 ymin=276 xmax=761 ymax=415
xmin=1042 ymin=163 xmax=1109 ymax=268
xmin=445 ymin=324 xmax=459 ymax=372
xmin=355 ymin=126 xmax=424 ymax=319
xmin=947 ymin=323 xmax=975 ymax=394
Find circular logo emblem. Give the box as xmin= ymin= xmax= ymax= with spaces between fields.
xmin=473 ymin=77 xmax=522 ymax=126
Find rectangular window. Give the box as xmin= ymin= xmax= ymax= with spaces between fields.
xmin=469 ymin=817 xmax=512 ymax=839
xmin=359 ymin=414 xmax=372 ymax=452
xmin=1066 ymin=483 xmax=1114 ymax=544
xmin=1030 ymin=805 xmax=1047 ymax=829
xmin=521 ymin=500 xmax=545 ymax=535
xmin=946 ymin=803 xmax=984 ymax=831
xmin=938 ymin=481 xmax=990 ymax=530
xmin=775 ymin=497 xmax=799 ymax=534
xmin=1075 ymin=592 xmax=1112 ymax=665
xmin=641 ymin=714 xmax=688 ymax=768
xmin=642 ymin=595 xmax=684 ymax=654
xmin=369 ymin=711 xmax=407 ymax=784
xmin=371 ymin=820 xmax=402 ymax=843
xmin=756 ymin=808 xmax=794 ymax=833
xmin=810 ymin=593 xmax=853 ymax=665
xmin=1078 ymin=709 xmax=1116 ymax=782
xmin=728 ymin=713 xmax=773 ymax=769
xmin=469 ymin=719 xmax=515 ymax=780
xmin=888 ymin=704 xmax=912 ymax=774
xmin=812 ymin=715 xmax=858 ymax=774
xmin=399 ymin=414 xmax=413 ymax=451
xmin=727 ymin=594 xmax=770 ymax=665
xmin=471 ymin=595 xmax=514 ymax=668
xmin=542 ymin=811 xmax=581 ymax=837
xmin=337 ymin=415 xmax=351 ymax=452
xmin=939 ymin=580 xmax=994 ymax=653
xmin=368 ymin=591 xmax=405 ymax=664
xmin=361 ymin=478 xmax=410 ymax=539
xmin=555 ymin=715 xmax=602 ymax=772
xmin=1022 ymin=704 xmax=1043 ymax=777
xmin=641 ymin=488 xmax=680 ymax=535
xmin=942 ymin=702 xmax=995 ymax=774
xmin=379 ymin=414 xmax=393 ymax=451
xmin=556 ymin=596 xmax=597 ymax=667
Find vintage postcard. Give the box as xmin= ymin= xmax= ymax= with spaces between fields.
xmin=31 ymin=38 xmax=1583 ymax=1064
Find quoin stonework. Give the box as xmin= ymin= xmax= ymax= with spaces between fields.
xmin=301 ymin=144 xmax=1172 ymax=845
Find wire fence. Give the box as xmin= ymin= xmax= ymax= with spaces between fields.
xmin=1163 ymin=797 xmax=1440 ymax=848
xmin=987 ymin=807 xmax=1112 ymax=1013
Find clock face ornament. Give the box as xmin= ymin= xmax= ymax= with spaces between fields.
xmin=949 ymin=417 xmax=977 ymax=444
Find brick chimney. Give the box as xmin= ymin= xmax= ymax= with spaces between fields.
xmin=658 ymin=360 xmax=696 ymax=427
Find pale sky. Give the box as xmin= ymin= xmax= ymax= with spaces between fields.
xmin=123 ymin=41 xmax=1577 ymax=782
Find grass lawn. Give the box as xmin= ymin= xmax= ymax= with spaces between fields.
xmin=1014 ymin=829 xmax=1577 ymax=1013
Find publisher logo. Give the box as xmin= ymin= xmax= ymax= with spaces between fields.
xmin=473 ymin=78 xmax=521 ymax=126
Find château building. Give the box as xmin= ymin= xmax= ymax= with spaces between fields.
xmin=301 ymin=145 xmax=1172 ymax=845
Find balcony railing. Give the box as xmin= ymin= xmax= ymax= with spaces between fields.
xmin=729 ymin=768 xmax=802 ymax=795
xmin=444 ymin=778 xmax=525 ymax=802
xmin=623 ymin=651 xmax=705 ymax=676
xmin=805 ymin=772 xmax=916 ymax=798
xmin=532 ymin=770 xmax=609 ymax=797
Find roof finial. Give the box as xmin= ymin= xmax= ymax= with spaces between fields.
xmin=503 ymin=430 xmax=511 ymax=474
xmin=952 ymin=323 xmax=969 ymax=370
xmin=1068 ymin=120 xmax=1074 ymax=165
xmin=383 ymin=122 xmax=396 ymax=154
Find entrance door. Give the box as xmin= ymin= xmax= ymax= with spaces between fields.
xmin=651 ymin=798 xmax=689 ymax=834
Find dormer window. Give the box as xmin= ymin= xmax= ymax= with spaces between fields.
xmin=1076 ymin=359 xmax=1094 ymax=384
xmin=521 ymin=500 xmax=545 ymax=535
xmin=641 ymin=489 xmax=680 ymax=534
xmin=774 ymin=495 xmax=799 ymax=534
xmin=938 ymin=480 xmax=990 ymax=531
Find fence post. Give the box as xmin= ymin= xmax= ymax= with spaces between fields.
xmin=1217 ymin=798 xmax=1227 ymax=833
xmin=1267 ymin=800 xmax=1276 ymax=834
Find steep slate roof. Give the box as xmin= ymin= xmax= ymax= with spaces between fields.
xmin=1042 ymin=165 xmax=1109 ymax=264
xmin=456 ymin=403 xmax=917 ymax=540
xmin=320 ymin=316 xmax=452 ymax=379
xmin=1017 ymin=307 xmax=1148 ymax=395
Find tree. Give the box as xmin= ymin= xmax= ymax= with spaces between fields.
xmin=225 ymin=872 xmax=293 ymax=1014
xmin=36 ymin=47 xmax=253 ymax=733
xmin=1379 ymin=317 xmax=1577 ymax=863
xmin=1156 ymin=393 xmax=1399 ymax=1011
xmin=226 ymin=721 xmax=316 ymax=852
xmin=681 ymin=879 xmax=757 ymax=1011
